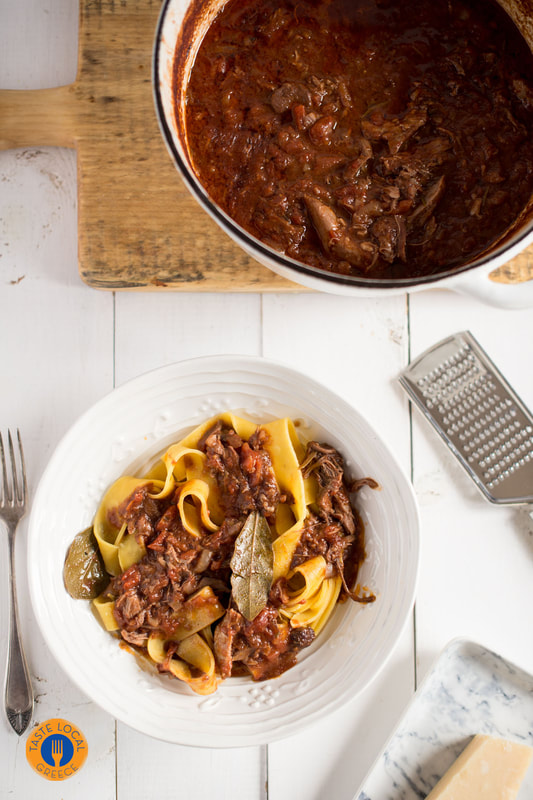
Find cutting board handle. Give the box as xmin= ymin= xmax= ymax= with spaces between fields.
xmin=0 ymin=86 xmax=76 ymax=150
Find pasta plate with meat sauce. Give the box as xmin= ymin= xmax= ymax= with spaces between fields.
xmin=76 ymin=413 xmax=377 ymax=695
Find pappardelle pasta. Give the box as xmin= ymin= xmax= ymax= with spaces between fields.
xmin=70 ymin=413 xmax=377 ymax=695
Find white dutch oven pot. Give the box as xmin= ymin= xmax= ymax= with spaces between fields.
xmin=154 ymin=0 xmax=533 ymax=308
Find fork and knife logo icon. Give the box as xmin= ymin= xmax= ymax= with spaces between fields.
xmin=25 ymin=718 xmax=88 ymax=781
xmin=51 ymin=736 xmax=64 ymax=767
xmin=44 ymin=734 xmax=70 ymax=768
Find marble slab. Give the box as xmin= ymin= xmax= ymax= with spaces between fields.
xmin=354 ymin=638 xmax=533 ymax=799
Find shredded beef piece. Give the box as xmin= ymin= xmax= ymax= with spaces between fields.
xmin=269 ymin=576 xmax=290 ymax=607
xmin=213 ymin=608 xmax=241 ymax=678
xmin=304 ymin=195 xmax=378 ymax=270
xmin=380 ymin=137 xmax=452 ymax=176
xmin=149 ymin=500 xmax=198 ymax=553
xmin=113 ymin=484 xmax=170 ymax=546
xmin=270 ymin=82 xmax=312 ymax=114
xmin=361 ymin=106 xmax=428 ymax=154
xmin=371 ymin=214 xmax=407 ymax=262
xmin=294 ymin=441 xmax=376 ymax=603
xmin=407 ymin=175 xmax=446 ymax=231
xmin=110 ymin=508 xmax=205 ymax=643
xmin=214 ymin=605 xmax=315 ymax=681
xmin=204 ymin=517 xmax=243 ymax=574
xmin=292 ymin=515 xmax=374 ymax=603
xmin=223 ymin=428 xmax=244 ymax=449
xmin=113 ymin=560 xmax=166 ymax=632
xmin=201 ymin=424 xmax=282 ymax=522
xmin=343 ymin=138 xmax=373 ymax=179
xmin=157 ymin=641 xmax=181 ymax=677
xmin=351 ymin=476 xmax=380 ymax=492
xmin=300 ymin=441 xmax=357 ymax=535
xmin=120 ymin=629 xmax=149 ymax=647
xmin=197 ymin=420 xmax=222 ymax=451
xmin=291 ymin=516 xmax=353 ymax=572
xmin=193 ymin=548 xmax=213 ymax=574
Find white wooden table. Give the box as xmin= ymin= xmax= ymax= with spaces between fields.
xmin=2 ymin=2 xmax=533 ymax=798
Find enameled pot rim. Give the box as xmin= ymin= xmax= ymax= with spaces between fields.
xmin=153 ymin=0 xmax=533 ymax=292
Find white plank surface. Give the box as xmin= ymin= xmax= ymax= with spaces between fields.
xmin=114 ymin=291 xmax=266 ymax=800
xmin=0 ymin=148 xmax=116 ymax=797
xmin=263 ymin=294 xmax=415 ymax=800
xmin=2 ymin=1 xmax=533 ymax=799
xmin=409 ymin=292 xmax=533 ymax=683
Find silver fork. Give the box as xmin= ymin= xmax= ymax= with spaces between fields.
xmin=1 ymin=430 xmax=33 ymax=735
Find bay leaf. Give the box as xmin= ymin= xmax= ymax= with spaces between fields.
xmin=63 ymin=526 xmax=109 ymax=600
xmin=230 ymin=511 xmax=274 ymax=621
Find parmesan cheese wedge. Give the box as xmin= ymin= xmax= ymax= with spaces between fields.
xmin=426 ymin=735 xmax=533 ymax=799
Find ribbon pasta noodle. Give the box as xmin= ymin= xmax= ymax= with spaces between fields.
xmin=280 ymin=557 xmax=343 ymax=635
xmin=80 ymin=412 xmax=376 ymax=695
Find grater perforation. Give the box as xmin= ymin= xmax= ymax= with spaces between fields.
xmin=399 ymin=331 xmax=533 ymax=505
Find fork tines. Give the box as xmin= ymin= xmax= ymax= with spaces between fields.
xmin=0 ymin=429 xmax=27 ymax=507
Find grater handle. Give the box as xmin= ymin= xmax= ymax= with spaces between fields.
xmin=449 ymin=262 xmax=533 ymax=309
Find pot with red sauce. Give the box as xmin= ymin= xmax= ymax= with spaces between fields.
xmin=154 ymin=0 xmax=533 ymax=307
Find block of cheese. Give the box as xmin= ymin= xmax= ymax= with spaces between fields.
xmin=426 ymin=734 xmax=533 ymax=799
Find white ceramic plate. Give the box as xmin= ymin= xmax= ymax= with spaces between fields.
xmin=355 ymin=639 xmax=533 ymax=799
xmin=28 ymin=355 xmax=419 ymax=747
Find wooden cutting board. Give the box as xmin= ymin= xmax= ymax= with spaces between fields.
xmin=0 ymin=0 xmax=531 ymax=291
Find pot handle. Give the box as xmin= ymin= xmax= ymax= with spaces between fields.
xmin=0 ymin=87 xmax=76 ymax=150
xmin=450 ymin=261 xmax=533 ymax=309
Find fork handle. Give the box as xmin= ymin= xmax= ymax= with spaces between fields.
xmin=5 ymin=526 xmax=34 ymax=736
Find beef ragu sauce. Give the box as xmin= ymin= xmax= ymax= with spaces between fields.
xmin=102 ymin=423 xmax=372 ymax=683
xmin=183 ymin=0 xmax=533 ymax=279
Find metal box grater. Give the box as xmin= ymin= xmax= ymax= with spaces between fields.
xmin=399 ymin=331 xmax=533 ymax=505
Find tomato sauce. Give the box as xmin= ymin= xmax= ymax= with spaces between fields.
xmin=183 ymin=0 xmax=533 ymax=279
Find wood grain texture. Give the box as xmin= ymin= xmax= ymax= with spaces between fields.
xmin=0 ymin=0 xmax=297 ymax=291
xmin=74 ymin=0 xmax=298 ymax=291
xmin=0 ymin=0 xmax=531 ymax=291
xmin=489 ymin=245 xmax=533 ymax=284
